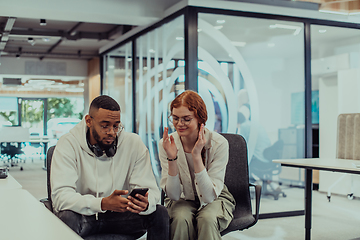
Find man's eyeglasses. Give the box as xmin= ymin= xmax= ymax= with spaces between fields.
xmin=90 ymin=116 xmax=123 ymax=134
xmin=168 ymin=115 xmax=194 ymax=126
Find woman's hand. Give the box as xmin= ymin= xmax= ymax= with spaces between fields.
xmin=192 ymin=124 xmax=206 ymax=156
xmin=163 ymin=127 xmax=178 ymax=159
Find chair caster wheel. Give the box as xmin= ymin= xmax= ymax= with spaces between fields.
xmin=282 ymin=193 xmax=287 ymax=197
xmin=20 ymin=167 xmax=23 ymax=171
xmin=348 ymin=193 xmax=354 ymax=200
xmin=327 ymin=196 xmax=331 ymax=202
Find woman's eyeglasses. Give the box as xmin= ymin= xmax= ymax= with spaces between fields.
xmin=168 ymin=115 xmax=194 ymax=126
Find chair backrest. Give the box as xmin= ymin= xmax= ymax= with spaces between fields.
xmin=46 ymin=145 xmax=56 ymax=202
xmin=220 ymin=133 xmax=252 ymax=219
xmin=337 ymin=113 xmax=360 ymax=160
xmin=263 ymin=139 xmax=284 ymax=161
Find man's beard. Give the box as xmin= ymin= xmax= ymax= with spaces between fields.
xmin=92 ymin=128 xmax=113 ymax=150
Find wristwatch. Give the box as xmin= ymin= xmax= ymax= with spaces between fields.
xmin=167 ymin=156 xmax=178 ymax=161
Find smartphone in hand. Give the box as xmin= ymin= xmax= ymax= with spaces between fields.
xmin=129 ymin=188 xmax=149 ymax=200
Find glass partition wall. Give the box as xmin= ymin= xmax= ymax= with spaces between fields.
xmin=103 ymin=42 xmax=133 ymax=131
xmin=197 ymin=13 xmax=305 ymax=214
xmin=135 ymin=15 xmax=185 ymax=181
xmin=102 ymin=6 xmax=360 ymax=220
xmin=311 ymin=25 xmax=360 ymax=199
xmin=103 ymin=15 xmax=185 ymax=182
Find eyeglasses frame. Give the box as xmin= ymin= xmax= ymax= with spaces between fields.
xmin=90 ymin=115 xmax=123 ymax=134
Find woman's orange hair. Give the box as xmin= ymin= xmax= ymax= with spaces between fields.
xmin=171 ymin=90 xmax=208 ymax=164
xmin=170 ymin=90 xmax=208 ymax=130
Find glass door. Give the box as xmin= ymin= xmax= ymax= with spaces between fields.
xmin=20 ymin=98 xmax=47 ymax=160
xmin=20 ymin=98 xmax=46 ymax=136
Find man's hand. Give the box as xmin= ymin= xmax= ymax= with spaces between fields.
xmin=101 ymin=190 xmax=129 ymax=212
xmin=127 ymin=192 xmax=149 ymax=214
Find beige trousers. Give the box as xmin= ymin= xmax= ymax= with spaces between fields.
xmin=165 ymin=185 xmax=235 ymax=240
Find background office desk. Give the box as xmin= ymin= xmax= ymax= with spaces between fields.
xmin=273 ymin=158 xmax=360 ymax=240
xmin=0 ymin=173 xmax=22 ymax=190
xmin=0 ymin=189 xmax=82 ymax=240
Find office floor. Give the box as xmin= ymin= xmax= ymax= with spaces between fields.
xmin=7 ymin=158 xmax=360 ymax=240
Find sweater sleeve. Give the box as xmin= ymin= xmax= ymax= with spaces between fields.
xmin=194 ymin=168 xmax=216 ymax=203
xmin=51 ymin=137 xmax=104 ymax=215
xmin=165 ymin=174 xmax=181 ymax=200
xmin=195 ymin=136 xmax=229 ymax=204
xmin=159 ymin=138 xmax=183 ymax=200
xmin=127 ymin=137 xmax=160 ymax=215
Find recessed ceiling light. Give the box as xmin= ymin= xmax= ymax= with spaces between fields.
xmin=197 ymin=28 xmax=202 ymax=32
xmin=28 ymin=80 xmax=55 ymax=85
xmin=65 ymin=88 xmax=84 ymax=93
xmin=217 ymin=20 xmax=225 ymax=24
xmin=214 ymin=26 xmax=223 ymax=30
xmin=231 ymin=41 xmax=246 ymax=47
xmin=269 ymin=24 xmax=302 ymax=35
xmin=319 ymin=29 xmax=327 ymax=33
xmin=319 ymin=10 xmax=349 ymax=15
xmin=40 ymin=19 xmax=47 ymax=26
xmin=176 ymin=37 xmax=184 ymax=41
xmin=149 ymin=49 xmax=155 ymax=53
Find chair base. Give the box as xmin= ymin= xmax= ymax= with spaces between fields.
xmin=261 ymin=180 xmax=286 ymax=200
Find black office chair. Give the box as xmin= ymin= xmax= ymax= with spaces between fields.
xmin=249 ymin=140 xmax=286 ymax=200
xmin=219 ymin=133 xmax=261 ymax=236
xmin=0 ymin=142 xmax=24 ymax=170
xmin=40 ymin=146 xmax=146 ymax=240
xmin=160 ymin=133 xmax=261 ymax=235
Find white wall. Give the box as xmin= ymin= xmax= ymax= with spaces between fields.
xmin=0 ymin=57 xmax=88 ymax=78
xmin=319 ymin=68 xmax=360 ymax=197
xmin=246 ymin=55 xmax=305 ymax=143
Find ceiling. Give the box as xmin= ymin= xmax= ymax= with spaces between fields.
xmin=0 ymin=0 xmax=182 ymax=61
xmin=294 ymin=0 xmax=360 ymax=13
xmin=0 ymin=0 xmax=359 ymax=62
xmin=0 ymin=17 xmax=134 ymax=60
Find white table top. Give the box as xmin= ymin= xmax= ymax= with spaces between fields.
xmin=273 ymin=158 xmax=360 ymax=174
xmin=0 ymin=173 xmax=22 ymax=190
xmin=0 ymin=189 xmax=83 ymax=240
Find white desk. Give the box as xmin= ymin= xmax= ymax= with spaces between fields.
xmin=0 ymin=173 xmax=22 ymax=190
xmin=273 ymin=158 xmax=360 ymax=240
xmin=0 ymin=189 xmax=83 ymax=240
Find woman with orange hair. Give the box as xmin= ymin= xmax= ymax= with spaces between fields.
xmin=159 ymin=90 xmax=235 ymax=240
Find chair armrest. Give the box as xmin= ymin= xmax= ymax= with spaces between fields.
xmin=40 ymin=198 xmax=53 ymax=212
xmin=249 ymin=183 xmax=261 ymax=223
xmin=161 ymin=189 xmax=166 ymax=205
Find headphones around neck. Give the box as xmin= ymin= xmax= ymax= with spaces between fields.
xmin=86 ymin=130 xmax=117 ymax=157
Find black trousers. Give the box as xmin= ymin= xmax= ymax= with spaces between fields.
xmin=56 ymin=205 xmax=169 ymax=240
